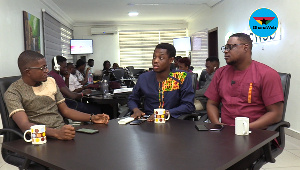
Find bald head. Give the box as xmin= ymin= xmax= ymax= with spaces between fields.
xmin=18 ymin=50 xmax=45 ymax=74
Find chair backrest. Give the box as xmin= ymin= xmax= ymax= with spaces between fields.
xmin=112 ymin=69 xmax=125 ymax=80
xmin=189 ymin=73 xmax=198 ymax=94
xmin=198 ymin=69 xmax=207 ymax=89
xmin=0 ymin=76 xmax=22 ymax=142
xmin=126 ymin=66 xmax=134 ymax=73
xmin=278 ymin=72 xmax=291 ymax=121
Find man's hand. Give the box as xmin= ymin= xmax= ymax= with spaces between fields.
xmin=86 ymin=67 xmax=91 ymax=75
xmin=63 ymin=70 xmax=70 ymax=79
xmin=131 ymin=108 xmax=145 ymax=119
xmin=82 ymin=89 xmax=92 ymax=95
xmin=92 ymin=113 xmax=110 ymax=124
xmin=147 ymin=114 xmax=155 ymax=122
xmin=55 ymin=125 xmax=75 ymax=140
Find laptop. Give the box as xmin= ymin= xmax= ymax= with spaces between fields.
xmin=86 ymin=90 xmax=103 ymax=96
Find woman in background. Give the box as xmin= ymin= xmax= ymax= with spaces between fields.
xmin=178 ymin=57 xmax=192 ymax=73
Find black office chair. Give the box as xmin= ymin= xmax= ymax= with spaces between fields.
xmin=198 ymin=69 xmax=207 ymax=89
xmin=0 ymin=76 xmax=47 ymax=169
xmin=251 ymin=72 xmax=291 ymax=169
xmin=112 ymin=69 xmax=125 ymax=80
xmin=178 ymin=73 xmax=199 ymax=121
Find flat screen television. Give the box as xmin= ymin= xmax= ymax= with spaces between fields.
xmin=173 ymin=37 xmax=191 ymax=51
xmin=70 ymin=39 xmax=93 ymax=54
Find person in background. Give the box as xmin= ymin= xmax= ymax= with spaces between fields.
xmin=48 ymin=56 xmax=102 ymax=115
xmin=4 ymin=50 xmax=109 ymax=141
xmin=112 ymin=63 xmax=120 ymax=70
xmin=194 ymin=57 xmax=219 ymax=110
xmin=178 ymin=57 xmax=192 ymax=73
xmin=87 ymin=59 xmax=94 ymax=69
xmin=75 ymin=59 xmax=89 ymax=85
xmin=128 ymin=43 xmax=195 ymax=120
xmin=174 ymin=56 xmax=182 ymax=69
xmin=102 ymin=60 xmax=116 ymax=81
xmin=66 ymin=63 xmax=85 ymax=93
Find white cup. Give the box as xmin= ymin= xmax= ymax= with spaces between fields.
xmin=235 ymin=117 xmax=249 ymax=135
xmin=23 ymin=125 xmax=47 ymax=144
xmin=154 ymin=108 xmax=170 ymax=123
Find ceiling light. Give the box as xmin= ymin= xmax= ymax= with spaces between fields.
xmin=128 ymin=12 xmax=139 ymax=17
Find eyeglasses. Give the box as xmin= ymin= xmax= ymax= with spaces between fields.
xmin=26 ymin=65 xmax=48 ymax=71
xmin=221 ymin=44 xmax=246 ymax=53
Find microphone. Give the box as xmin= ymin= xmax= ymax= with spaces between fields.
xmin=231 ymin=80 xmax=235 ymax=85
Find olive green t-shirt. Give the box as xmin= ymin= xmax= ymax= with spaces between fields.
xmin=4 ymin=77 xmax=65 ymax=128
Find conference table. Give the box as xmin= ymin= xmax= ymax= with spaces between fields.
xmin=2 ymin=119 xmax=278 ymax=170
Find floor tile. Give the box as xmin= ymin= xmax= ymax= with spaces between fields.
xmin=0 ymin=163 xmax=18 ymax=170
xmin=288 ymin=149 xmax=300 ymax=158
xmin=285 ymin=135 xmax=300 ymax=150
xmin=263 ymin=167 xmax=300 ymax=170
xmin=262 ymin=150 xmax=300 ymax=168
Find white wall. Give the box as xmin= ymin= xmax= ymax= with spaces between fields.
xmin=0 ymin=0 xmax=72 ymax=128
xmin=73 ymin=27 xmax=120 ymax=72
xmin=188 ymin=0 xmax=300 ymax=132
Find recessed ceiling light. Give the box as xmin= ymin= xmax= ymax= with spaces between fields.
xmin=128 ymin=12 xmax=139 ymax=17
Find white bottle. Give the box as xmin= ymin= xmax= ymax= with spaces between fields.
xmin=102 ymin=79 xmax=109 ymax=98
xmin=88 ymin=69 xmax=93 ymax=84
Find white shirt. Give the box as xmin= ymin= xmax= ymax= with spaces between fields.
xmin=64 ymin=74 xmax=82 ymax=91
xmin=75 ymin=70 xmax=84 ymax=82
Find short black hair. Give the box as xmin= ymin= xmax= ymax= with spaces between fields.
xmin=18 ymin=50 xmax=44 ymax=73
xmin=103 ymin=60 xmax=110 ymax=68
xmin=52 ymin=55 xmax=67 ymax=68
xmin=155 ymin=43 xmax=176 ymax=58
xmin=75 ymin=59 xmax=86 ymax=68
xmin=174 ymin=56 xmax=182 ymax=61
xmin=88 ymin=59 xmax=94 ymax=63
xmin=67 ymin=62 xmax=74 ymax=68
xmin=230 ymin=33 xmax=253 ymax=50
xmin=206 ymin=57 xmax=219 ymax=63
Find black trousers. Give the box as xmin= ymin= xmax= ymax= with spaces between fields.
xmin=65 ymin=99 xmax=102 ymax=115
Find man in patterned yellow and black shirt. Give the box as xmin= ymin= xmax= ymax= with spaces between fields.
xmin=128 ymin=43 xmax=195 ymax=121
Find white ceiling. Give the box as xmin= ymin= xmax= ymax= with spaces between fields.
xmin=51 ymin=0 xmax=222 ymax=26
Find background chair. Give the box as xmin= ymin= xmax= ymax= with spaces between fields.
xmin=178 ymin=72 xmax=199 ymax=121
xmin=198 ymin=69 xmax=207 ymax=89
xmin=112 ymin=69 xmax=125 ymax=80
xmin=0 ymin=76 xmax=46 ymax=169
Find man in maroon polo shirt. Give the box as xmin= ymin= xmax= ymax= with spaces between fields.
xmin=205 ymin=33 xmax=284 ymax=129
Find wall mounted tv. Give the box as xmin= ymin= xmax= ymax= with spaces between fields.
xmin=173 ymin=37 xmax=191 ymax=51
xmin=70 ymin=39 xmax=93 ymax=54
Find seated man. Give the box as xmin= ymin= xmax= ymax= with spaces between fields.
xmin=205 ymin=33 xmax=284 ymax=130
xmin=48 ymin=56 xmax=102 ymax=115
xmin=66 ymin=63 xmax=84 ymax=92
xmin=4 ymin=50 xmax=109 ymax=140
xmin=128 ymin=43 xmax=195 ymax=120
xmin=194 ymin=57 xmax=219 ymax=110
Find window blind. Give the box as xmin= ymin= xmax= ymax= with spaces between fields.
xmin=191 ymin=30 xmax=208 ymax=69
xmin=119 ymin=30 xmax=187 ymax=69
xmin=42 ymin=12 xmax=73 ymax=68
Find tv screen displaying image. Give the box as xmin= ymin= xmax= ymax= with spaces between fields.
xmin=70 ymin=39 xmax=93 ymax=54
xmin=173 ymin=37 xmax=191 ymax=51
